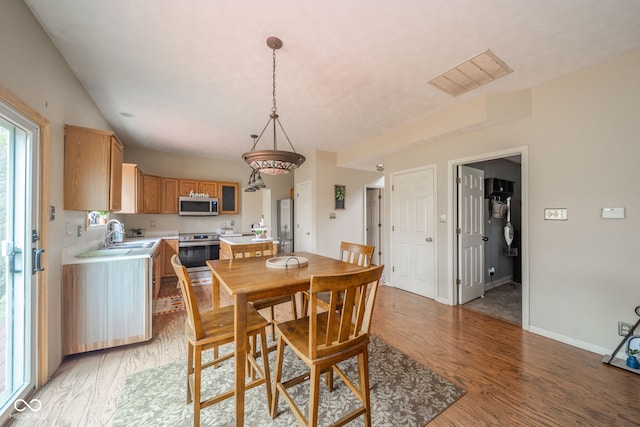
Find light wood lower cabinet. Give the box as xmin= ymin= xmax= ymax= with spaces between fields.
xmin=62 ymin=258 xmax=152 ymax=356
xmin=162 ymin=239 xmax=179 ymax=278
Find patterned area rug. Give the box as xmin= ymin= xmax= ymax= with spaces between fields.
xmin=153 ymin=294 xmax=185 ymax=315
xmin=113 ymin=335 xmax=464 ymax=426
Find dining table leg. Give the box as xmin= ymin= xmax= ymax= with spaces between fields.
xmin=211 ymin=273 xmax=220 ymax=365
xmin=234 ymin=293 xmax=248 ymax=426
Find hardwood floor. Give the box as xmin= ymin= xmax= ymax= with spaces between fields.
xmin=9 ymin=282 xmax=640 ymax=426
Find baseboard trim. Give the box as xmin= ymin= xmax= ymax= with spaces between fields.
xmin=528 ymin=325 xmax=610 ymax=356
xmin=484 ymin=275 xmax=514 ymax=291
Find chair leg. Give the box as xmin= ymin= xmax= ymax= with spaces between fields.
xmin=260 ymin=329 xmax=273 ymax=410
xmin=325 ymin=367 xmax=334 ymax=392
xmin=186 ymin=342 xmax=194 ymax=403
xmin=359 ymin=350 xmax=372 ymax=427
xmin=290 ymin=294 xmax=298 ymax=319
xmin=194 ymin=345 xmax=202 ymax=427
xmin=308 ymin=365 xmax=322 ymax=427
xmin=269 ymin=306 xmax=276 ymax=341
xmin=213 ymin=345 xmax=219 ymax=368
xmin=270 ymin=336 xmax=285 ymax=418
xmin=301 ymin=292 xmax=309 ymax=316
xmin=249 ymin=335 xmax=257 ymax=380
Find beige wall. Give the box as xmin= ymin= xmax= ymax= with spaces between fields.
xmin=1 ymin=0 xmax=112 ymax=375
xmin=296 ymin=150 xmax=384 ymax=258
xmin=380 ymin=49 xmax=640 ymax=354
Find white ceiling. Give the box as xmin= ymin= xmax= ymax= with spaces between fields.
xmin=24 ymin=0 xmax=640 ymax=171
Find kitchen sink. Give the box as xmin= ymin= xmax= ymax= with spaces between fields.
xmin=108 ymin=241 xmax=155 ymax=249
xmin=76 ymin=241 xmax=156 ymax=258
xmin=77 ymin=248 xmax=132 ymax=258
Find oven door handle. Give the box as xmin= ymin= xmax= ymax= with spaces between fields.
xmin=179 ymin=241 xmax=220 ymax=248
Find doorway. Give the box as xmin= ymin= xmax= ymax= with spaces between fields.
xmin=0 ymin=102 xmax=40 ymax=422
xmin=365 ymin=187 xmax=383 ymax=266
xmin=294 ymin=181 xmax=312 ymax=253
xmin=452 ymin=150 xmax=528 ymax=327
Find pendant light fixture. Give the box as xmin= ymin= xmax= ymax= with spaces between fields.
xmin=242 ymin=36 xmax=305 ymax=175
xmin=244 ymin=135 xmax=268 ymax=192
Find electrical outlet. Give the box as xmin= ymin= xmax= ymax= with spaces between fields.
xmin=488 ymin=267 xmax=495 ymax=276
xmin=618 ymin=321 xmax=634 ymax=336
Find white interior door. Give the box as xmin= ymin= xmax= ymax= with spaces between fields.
xmin=392 ymin=168 xmax=435 ymax=298
xmin=458 ymin=165 xmax=485 ymax=304
xmin=294 ymin=181 xmax=312 ymax=252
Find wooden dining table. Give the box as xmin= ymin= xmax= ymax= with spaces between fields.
xmin=206 ymin=251 xmax=365 ymax=426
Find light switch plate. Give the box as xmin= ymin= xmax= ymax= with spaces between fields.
xmin=544 ymin=208 xmax=568 ymax=221
xmin=601 ymin=207 xmax=624 ymax=219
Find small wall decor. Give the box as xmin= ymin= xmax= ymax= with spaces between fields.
xmin=335 ymin=185 xmax=346 ymax=209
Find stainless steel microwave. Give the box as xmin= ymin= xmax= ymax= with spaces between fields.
xmin=178 ymin=196 xmax=219 ymax=216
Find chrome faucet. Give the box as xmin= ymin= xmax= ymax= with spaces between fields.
xmin=103 ymin=219 xmax=123 ymax=247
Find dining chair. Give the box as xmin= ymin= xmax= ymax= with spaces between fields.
xmin=230 ymin=241 xmax=298 ymax=344
xmin=270 ymin=264 xmax=384 ymax=427
xmin=171 ymin=255 xmax=272 ymax=426
xmin=301 ymin=242 xmax=375 ymax=315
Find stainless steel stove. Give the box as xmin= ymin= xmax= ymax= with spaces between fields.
xmin=178 ymin=232 xmax=220 ymax=275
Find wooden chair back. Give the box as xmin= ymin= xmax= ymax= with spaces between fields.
xmin=339 ymin=242 xmax=375 ymax=267
xmin=171 ymin=254 xmax=204 ymax=340
xmin=308 ymin=264 xmax=384 ymax=359
xmin=230 ymin=241 xmax=275 ymax=259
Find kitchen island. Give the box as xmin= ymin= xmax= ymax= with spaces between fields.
xmin=219 ymin=235 xmax=279 ymax=259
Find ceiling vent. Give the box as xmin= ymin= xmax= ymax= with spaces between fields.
xmin=429 ymin=49 xmax=513 ymax=97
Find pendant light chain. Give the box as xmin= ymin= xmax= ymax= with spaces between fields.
xmin=241 ymin=36 xmax=306 ymax=175
xmin=272 ymin=46 xmax=278 ymax=115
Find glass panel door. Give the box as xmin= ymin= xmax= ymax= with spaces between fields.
xmin=0 ymin=105 xmax=39 ymax=423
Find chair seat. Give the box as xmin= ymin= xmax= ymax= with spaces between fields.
xmin=184 ymin=304 xmax=268 ymax=346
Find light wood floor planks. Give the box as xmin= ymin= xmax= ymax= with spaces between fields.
xmin=9 ymin=282 xmax=640 ymax=426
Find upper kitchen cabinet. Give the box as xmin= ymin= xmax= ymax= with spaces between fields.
xmin=161 ymin=178 xmax=179 ymax=214
xmin=64 ymin=124 xmax=123 ymax=211
xmin=121 ymin=163 xmax=144 ymax=214
xmin=179 ymin=179 xmax=218 ymax=198
xmin=143 ymin=174 xmax=161 ymax=214
xmin=179 ymin=179 xmax=198 ymax=197
xmin=219 ymin=182 xmax=238 ymax=214
xmin=198 ymin=181 xmax=219 ymax=198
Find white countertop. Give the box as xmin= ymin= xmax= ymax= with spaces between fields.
xmin=63 ymin=237 xmax=166 ymax=265
xmin=219 ymin=235 xmax=277 ymax=245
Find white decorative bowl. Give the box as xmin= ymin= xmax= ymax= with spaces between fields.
xmin=266 ymin=256 xmax=309 ymax=269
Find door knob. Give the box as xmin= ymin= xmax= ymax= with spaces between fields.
xmin=426 ymin=237 xmax=433 ymax=242
xmin=481 ymin=236 xmax=489 ymax=241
